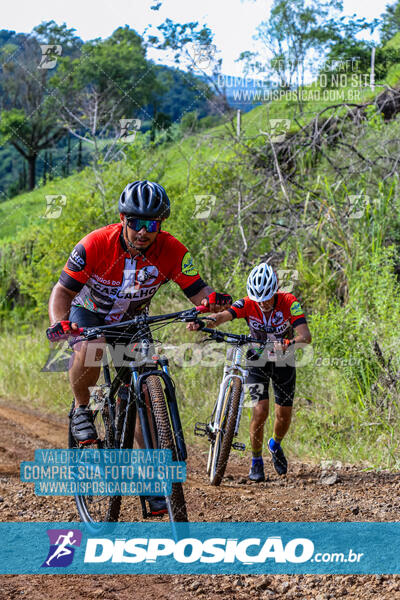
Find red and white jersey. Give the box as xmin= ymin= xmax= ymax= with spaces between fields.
xmin=59 ymin=223 xmax=206 ymax=323
xmin=228 ymin=293 xmax=307 ymax=342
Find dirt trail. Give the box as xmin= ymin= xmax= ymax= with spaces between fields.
xmin=0 ymin=403 xmax=399 ymax=600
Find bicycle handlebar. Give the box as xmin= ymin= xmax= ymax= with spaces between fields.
xmin=198 ymin=325 xmax=266 ymax=346
xmin=47 ymin=306 xmax=210 ymax=343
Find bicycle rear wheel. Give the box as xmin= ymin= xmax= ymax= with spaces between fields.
xmin=146 ymin=375 xmax=188 ymax=522
xmin=209 ymin=377 xmax=241 ymax=486
xmin=68 ymin=398 xmax=122 ymax=526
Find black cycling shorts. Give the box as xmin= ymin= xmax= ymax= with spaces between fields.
xmin=246 ymin=362 xmax=296 ymax=407
xmin=69 ymin=305 xmax=106 ymax=328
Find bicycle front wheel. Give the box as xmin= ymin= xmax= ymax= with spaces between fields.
xmin=69 ymin=400 xmax=122 ymax=526
xmin=209 ymin=376 xmax=242 ymax=486
xmin=146 ymin=375 xmax=188 ymax=522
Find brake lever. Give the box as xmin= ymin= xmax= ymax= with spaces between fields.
xmin=80 ymin=327 xmax=103 ymax=341
xmin=199 ymin=336 xmax=213 ymax=344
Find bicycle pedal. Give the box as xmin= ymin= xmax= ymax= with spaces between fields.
xmin=232 ymin=442 xmax=246 ymax=451
xmin=194 ymin=422 xmax=208 ymax=437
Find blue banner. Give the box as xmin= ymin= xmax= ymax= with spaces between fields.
xmin=0 ymin=522 xmax=399 ymax=574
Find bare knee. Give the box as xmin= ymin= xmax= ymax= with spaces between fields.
xmin=72 ymin=338 xmax=105 ymax=368
xmin=251 ymin=399 xmax=269 ymax=424
xmin=274 ymin=405 xmax=292 ymax=427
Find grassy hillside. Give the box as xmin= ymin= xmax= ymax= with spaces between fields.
xmin=1 ymin=64 xmax=400 ymax=468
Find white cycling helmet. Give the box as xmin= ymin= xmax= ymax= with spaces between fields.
xmin=246 ymin=262 xmax=278 ymax=302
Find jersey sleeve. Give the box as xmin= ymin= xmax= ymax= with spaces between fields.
xmin=228 ymin=297 xmax=251 ymax=319
xmin=286 ymin=293 xmax=307 ymax=327
xmin=59 ymin=232 xmax=99 ymax=292
xmin=166 ymin=236 xmax=207 ymax=297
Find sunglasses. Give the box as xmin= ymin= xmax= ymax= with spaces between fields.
xmin=126 ymin=218 xmax=161 ymax=233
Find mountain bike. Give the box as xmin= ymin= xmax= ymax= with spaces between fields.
xmin=63 ymin=307 xmax=207 ymax=527
xmin=194 ymin=327 xmax=266 ymax=486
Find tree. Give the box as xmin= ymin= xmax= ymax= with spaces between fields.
xmin=53 ymin=27 xmax=159 ymax=138
xmin=0 ymin=36 xmax=66 ymax=189
xmin=50 ymin=27 xmax=160 ymax=218
xmin=150 ymin=111 xmax=172 ymax=141
xmin=146 ymin=19 xmax=228 ymax=112
xmin=0 ymin=23 xmax=82 ymax=190
xmin=238 ymin=0 xmax=345 ymax=89
xmin=380 ymin=1 xmax=400 ymax=43
xmin=149 ymin=64 xmax=212 ymax=122
xmin=33 ymin=20 xmax=82 ymax=55
xmin=321 ymin=14 xmax=385 ymax=82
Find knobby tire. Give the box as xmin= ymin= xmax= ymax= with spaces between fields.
xmin=146 ymin=375 xmax=188 ymax=522
xmin=209 ymin=377 xmax=242 ymax=486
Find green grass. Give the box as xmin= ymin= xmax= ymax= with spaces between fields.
xmin=0 ymin=170 xmax=93 ymax=242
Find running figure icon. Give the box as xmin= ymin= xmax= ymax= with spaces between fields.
xmin=46 ymin=531 xmax=77 ymax=565
xmin=42 ymin=528 xmax=82 ymax=568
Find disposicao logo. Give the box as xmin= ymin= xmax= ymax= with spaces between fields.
xmin=84 ymin=536 xmax=314 ymax=564
xmin=42 ymin=529 xmax=82 ymax=568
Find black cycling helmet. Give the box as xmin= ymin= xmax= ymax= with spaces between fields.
xmin=118 ymin=180 xmax=170 ymax=219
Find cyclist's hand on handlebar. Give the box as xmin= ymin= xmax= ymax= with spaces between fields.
xmin=273 ymin=339 xmax=291 ymax=354
xmin=186 ymin=316 xmax=212 ymax=331
xmin=186 ymin=310 xmax=218 ymax=331
xmin=186 ymin=313 xmax=219 ymax=330
xmin=201 ymin=291 xmax=232 ymax=313
xmin=46 ymin=320 xmax=80 ymax=342
xmin=186 ymin=321 xmax=201 ymax=331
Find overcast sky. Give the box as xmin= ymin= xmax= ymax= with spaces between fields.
xmin=2 ymin=0 xmax=385 ymax=75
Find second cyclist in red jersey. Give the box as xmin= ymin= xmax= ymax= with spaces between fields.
xmin=190 ymin=262 xmax=311 ymax=480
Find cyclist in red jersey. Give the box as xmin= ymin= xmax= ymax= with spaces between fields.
xmin=47 ymin=180 xmax=231 ymax=513
xmin=190 ymin=262 xmax=311 ymax=480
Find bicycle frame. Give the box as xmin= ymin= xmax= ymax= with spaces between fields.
xmin=211 ymin=345 xmax=248 ymax=439
xmin=100 ymin=337 xmax=186 ymax=461
xmin=93 ymin=342 xmax=185 ymax=522
xmin=69 ymin=305 xmax=204 ymax=458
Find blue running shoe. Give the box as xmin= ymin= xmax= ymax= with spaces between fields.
xmin=248 ymin=458 xmax=265 ymax=482
xmin=268 ymin=438 xmax=287 ymax=475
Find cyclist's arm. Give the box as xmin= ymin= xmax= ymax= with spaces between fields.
xmin=49 ymin=232 xmax=98 ymax=330
xmin=48 ymin=282 xmax=78 ymax=327
xmin=292 ymin=322 xmax=312 ymax=344
xmin=208 ymin=310 xmax=233 ymax=328
xmin=274 ymin=322 xmax=311 ymax=353
xmin=187 ymin=285 xmax=214 ymax=307
xmin=187 ymin=309 xmax=233 ymax=331
xmin=166 ymin=237 xmax=231 ymax=311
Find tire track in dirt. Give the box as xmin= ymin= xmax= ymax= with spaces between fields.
xmin=0 ymin=404 xmax=399 ymax=599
